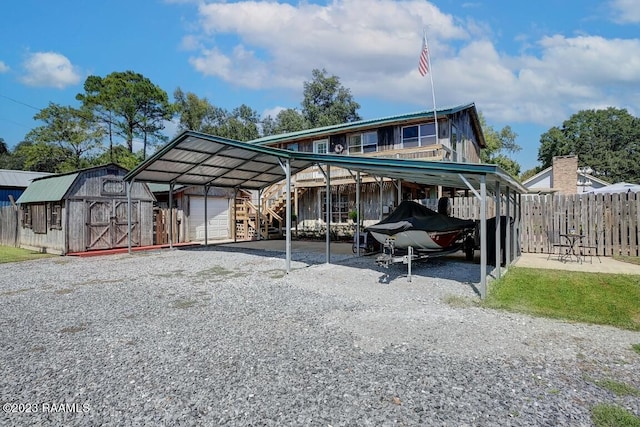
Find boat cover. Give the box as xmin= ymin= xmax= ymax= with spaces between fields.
xmin=366 ymin=201 xmax=476 ymax=236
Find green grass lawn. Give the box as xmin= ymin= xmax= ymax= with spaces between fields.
xmin=483 ymin=267 xmax=640 ymax=331
xmin=0 ymin=246 xmax=55 ymax=263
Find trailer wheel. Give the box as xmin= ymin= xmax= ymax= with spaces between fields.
xmin=464 ymin=236 xmax=475 ymax=261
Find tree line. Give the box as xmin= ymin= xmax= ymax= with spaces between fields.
xmin=2 ymin=66 xmax=637 ymax=183
xmin=0 ymin=69 xmax=361 ymax=172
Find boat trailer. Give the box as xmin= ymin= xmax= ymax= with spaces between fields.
xmin=375 ymin=237 xmax=467 ymax=282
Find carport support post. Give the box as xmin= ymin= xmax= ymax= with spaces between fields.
xmin=233 ymin=188 xmax=238 ymax=242
xmin=204 ymin=184 xmax=209 ymax=246
xmin=480 ymin=176 xmax=487 ymax=299
xmin=377 ymin=177 xmax=384 ymax=221
xmin=169 ymin=182 xmax=174 ymax=249
xmin=285 ymin=159 xmax=292 ymax=272
xmin=495 ymin=181 xmax=501 ymax=279
xmin=325 ymin=164 xmax=331 ymax=264
xmin=356 ymin=172 xmax=361 ymax=257
xmin=257 ymin=189 xmax=263 ymax=241
xmin=505 ymin=187 xmax=511 ymax=266
xmin=127 ymin=179 xmax=133 ymax=255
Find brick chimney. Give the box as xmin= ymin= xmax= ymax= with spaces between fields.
xmin=552 ymin=155 xmax=578 ymax=194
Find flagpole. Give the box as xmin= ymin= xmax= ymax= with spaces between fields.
xmin=423 ymin=28 xmax=438 ymax=145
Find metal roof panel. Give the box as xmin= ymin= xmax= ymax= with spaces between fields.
xmin=16 ymin=173 xmax=79 ymax=203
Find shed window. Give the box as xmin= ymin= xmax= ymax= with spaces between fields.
xmin=49 ymin=203 xmax=62 ymax=230
xmin=31 ymin=203 xmax=47 ymax=234
xmin=102 ymin=178 xmax=125 ymax=195
xmin=22 ymin=205 xmax=31 ymax=229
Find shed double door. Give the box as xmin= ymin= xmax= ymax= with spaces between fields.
xmin=86 ymin=200 xmax=139 ymax=250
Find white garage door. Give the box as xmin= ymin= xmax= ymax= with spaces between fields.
xmin=188 ymin=197 xmax=230 ymax=241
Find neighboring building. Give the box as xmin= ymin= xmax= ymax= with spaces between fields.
xmin=249 ymin=103 xmax=486 ymax=231
xmin=522 ymin=155 xmax=609 ymax=194
xmin=16 ymin=164 xmax=155 ymax=254
xmin=0 ymin=169 xmax=53 ymax=207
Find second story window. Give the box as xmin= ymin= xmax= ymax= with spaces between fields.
xmin=313 ymin=139 xmax=328 ymax=154
xmin=402 ymin=123 xmax=436 ymax=148
xmin=347 ymin=131 xmax=378 ymax=154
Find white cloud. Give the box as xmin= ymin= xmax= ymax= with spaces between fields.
xmin=610 ymin=0 xmax=640 ymax=24
xmin=262 ymin=106 xmax=286 ymax=119
xmin=20 ymin=52 xmax=82 ymax=88
xmin=0 ymin=61 xmax=9 ymax=73
xmin=181 ymin=0 xmax=640 ymax=127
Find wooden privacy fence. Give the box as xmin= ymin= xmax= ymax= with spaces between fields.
xmin=520 ymin=193 xmax=640 ymax=257
xmin=433 ymin=192 xmax=639 ymax=257
xmin=0 ymin=205 xmax=19 ymax=247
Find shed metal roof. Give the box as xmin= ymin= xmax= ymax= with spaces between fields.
xmin=16 ymin=173 xmax=79 ymax=204
xmin=125 ymin=130 xmax=526 ymax=194
xmin=0 ymin=169 xmax=53 ymax=188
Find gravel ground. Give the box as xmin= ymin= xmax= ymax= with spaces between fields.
xmin=1 ymin=246 xmax=639 ymax=426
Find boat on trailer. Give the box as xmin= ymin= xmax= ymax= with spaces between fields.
xmin=366 ymin=200 xmax=476 ymax=253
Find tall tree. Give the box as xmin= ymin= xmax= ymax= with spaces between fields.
xmin=12 ymin=141 xmax=73 ymax=172
xmin=478 ymin=112 xmax=522 ymax=178
xmin=173 ymin=88 xmax=218 ymax=132
xmin=76 ymin=71 xmax=173 ymax=158
xmin=25 ymin=103 xmax=103 ymax=171
xmin=301 ymin=69 xmax=361 ymax=128
xmin=538 ymin=107 xmax=640 ymax=183
xmin=262 ymin=108 xmax=308 ymax=136
xmin=174 ymin=89 xmax=260 ymax=141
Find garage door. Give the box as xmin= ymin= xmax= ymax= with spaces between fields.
xmin=188 ymin=197 xmax=230 ymax=241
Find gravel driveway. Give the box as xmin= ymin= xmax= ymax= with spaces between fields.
xmin=1 ymin=246 xmax=639 ymax=426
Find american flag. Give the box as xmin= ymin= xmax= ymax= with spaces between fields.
xmin=418 ymin=36 xmax=429 ymax=76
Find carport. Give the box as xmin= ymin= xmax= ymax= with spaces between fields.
xmin=124 ymin=130 xmax=526 ymax=298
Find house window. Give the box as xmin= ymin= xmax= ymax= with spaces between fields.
xmin=402 ymin=123 xmax=436 ymax=148
xmin=313 ymin=139 xmax=328 ymax=154
xmin=321 ymin=191 xmax=350 ymax=223
xmin=31 ymin=203 xmax=47 ymax=234
xmin=347 ymin=132 xmax=377 ymax=154
xmin=49 ymin=202 xmax=62 ymax=230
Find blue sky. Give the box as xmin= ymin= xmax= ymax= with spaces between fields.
xmin=1 ymin=0 xmax=639 ymax=173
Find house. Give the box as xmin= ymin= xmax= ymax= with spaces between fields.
xmin=16 ymin=164 xmax=155 ymax=254
xmin=0 ymin=169 xmax=53 ymax=207
xmin=522 ymin=155 xmax=609 ymax=194
xmin=245 ymin=103 xmax=486 ymax=235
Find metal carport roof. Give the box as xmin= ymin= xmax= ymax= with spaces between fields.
xmin=124 ymin=130 xmax=527 ymax=298
xmin=124 ymin=130 xmax=526 ymax=194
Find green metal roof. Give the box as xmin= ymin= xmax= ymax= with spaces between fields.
xmin=16 ymin=173 xmax=79 ymax=204
xmin=250 ymin=103 xmax=485 ymax=147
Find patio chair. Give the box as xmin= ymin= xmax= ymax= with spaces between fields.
xmin=578 ymin=231 xmax=602 ymax=264
xmin=546 ymin=229 xmax=571 ymax=261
